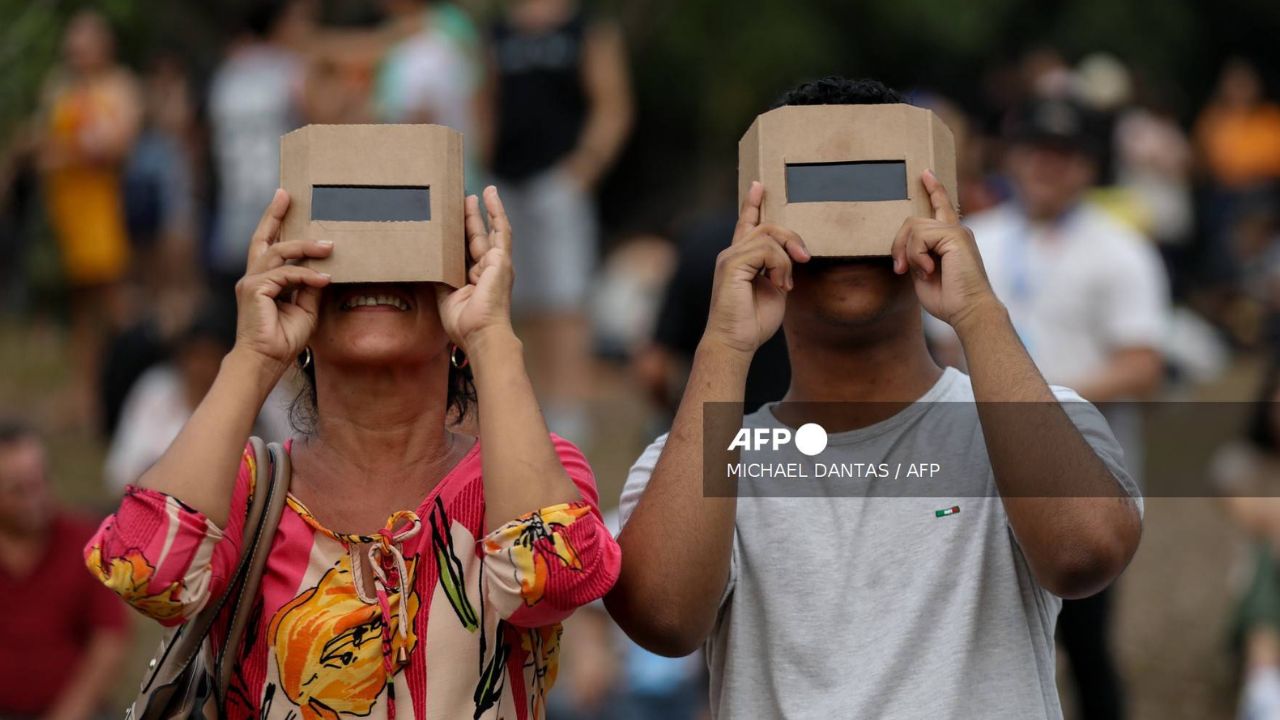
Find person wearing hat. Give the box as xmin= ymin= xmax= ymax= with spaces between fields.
xmin=929 ymin=96 xmax=1170 ymax=720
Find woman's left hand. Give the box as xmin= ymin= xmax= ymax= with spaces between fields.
xmin=437 ymin=185 xmax=516 ymax=352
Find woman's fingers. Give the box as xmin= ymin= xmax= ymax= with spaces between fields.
xmin=246 ymin=189 xmax=290 ymax=272
xmin=482 ymin=185 xmax=512 ymax=253
xmin=252 ymin=265 xmax=332 ymax=300
xmin=464 ymin=194 xmax=491 ymax=260
xmin=258 ymin=239 xmax=334 ymax=269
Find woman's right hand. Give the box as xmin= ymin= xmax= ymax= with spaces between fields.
xmin=234 ymin=189 xmax=333 ymax=372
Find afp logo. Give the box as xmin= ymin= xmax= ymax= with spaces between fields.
xmin=727 ymin=423 xmax=828 ymax=456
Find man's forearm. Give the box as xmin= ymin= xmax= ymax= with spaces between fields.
xmin=606 ymin=340 xmax=749 ymax=655
xmin=955 ymin=301 xmax=1141 ymax=597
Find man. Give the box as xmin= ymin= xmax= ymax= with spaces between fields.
xmin=605 ymin=78 xmax=1143 ymax=719
xmin=932 ymin=96 xmax=1170 ymax=720
xmin=0 ymin=422 xmax=128 ymax=719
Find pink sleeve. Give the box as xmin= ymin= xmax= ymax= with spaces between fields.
xmin=479 ymin=435 xmax=622 ymax=628
xmin=83 ymin=444 xmax=258 ymax=627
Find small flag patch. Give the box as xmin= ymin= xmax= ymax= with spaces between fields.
xmin=935 ymin=505 xmax=960 ymax=518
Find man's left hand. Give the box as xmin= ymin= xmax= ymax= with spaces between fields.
xmin=891 ymin=170 xmax=1003 ymax=332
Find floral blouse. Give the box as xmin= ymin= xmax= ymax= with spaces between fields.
xmin=85 ymin=435 xmax=621 ymax=720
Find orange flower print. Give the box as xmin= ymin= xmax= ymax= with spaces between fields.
xmin=484 ymin=503 xmax=590 ymax=607
xmin=85 ymin=546 xmax=186 ymax=622
xmin=269 ymin=554 xmax=419 ymax=720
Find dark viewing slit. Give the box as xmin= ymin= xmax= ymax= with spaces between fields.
xmin=785 ymin=161 xmax=907 ymax=203
xmin=311 ymin=185 xmax=431 ymax=222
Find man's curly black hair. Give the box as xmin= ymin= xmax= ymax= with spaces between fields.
xmin=770 ymin=76 xmax=904 ymax=109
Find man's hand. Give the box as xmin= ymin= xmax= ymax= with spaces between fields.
xmin=891 ymin=170 xmax=1001 ymax=332
xmin=703 ymin=181 xmax=811 ymax=356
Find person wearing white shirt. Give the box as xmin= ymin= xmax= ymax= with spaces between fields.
xmin=929 ymin=97 xmax=1170 ymax=720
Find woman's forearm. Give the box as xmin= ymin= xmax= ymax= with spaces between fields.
xmin=469 ymin=328 xmax=580 ymax=531
xmin=136 ymin=348 xmax=283 ymax=527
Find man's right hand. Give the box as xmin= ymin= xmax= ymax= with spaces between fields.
xmin=702 ymin=181 xmax=810 ymax=356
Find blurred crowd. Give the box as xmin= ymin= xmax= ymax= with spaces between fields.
xmin=3 ymin=1 xmax=1280 ymax=718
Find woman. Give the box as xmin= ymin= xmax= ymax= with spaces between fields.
xmin=85 ymin=186 xmax=622 ymax=719
xmin=38 ymin=10 xmax=141 ymax=426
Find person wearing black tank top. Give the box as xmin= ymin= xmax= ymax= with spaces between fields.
xmin=484 ymin=0 xmax=632 ymax=443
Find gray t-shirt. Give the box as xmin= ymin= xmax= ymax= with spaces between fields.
xmin=618 ymin=368 xmax=1141 ymax=719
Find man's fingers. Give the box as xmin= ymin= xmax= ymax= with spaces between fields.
xmin=905 ymin=229 xmax=938 ymax=275
xmin=744 ymin=224 xmax=810 ymax=263
xmin=733 ymin=181 xmax=765 ymax=241
xmin=483 ymin=186 xmax=512 ymax=252
xmin=723 ymin=235 xmax=793 ymax=290
xmin=247 ymin=189 xmax=290 ymax=270
xmin=923 ymin=170 xmax=959 ymax=225
xmin=464 ymin=194 xmax=491 ymax=258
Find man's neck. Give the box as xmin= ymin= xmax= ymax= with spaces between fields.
xmin=777 ymin=321 xmax=944 ymax=433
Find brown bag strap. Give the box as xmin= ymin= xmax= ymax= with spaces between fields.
xmin=135 ymin=437 xmax=280 ymax=703
xmin=215 ymin=440 xmax=290 ymax=698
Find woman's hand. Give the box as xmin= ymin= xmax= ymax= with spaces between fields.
xmin=436 ymin=186 xmax=516 ymax=352
xmin=234 ymin=189 xmax=333 ymax=373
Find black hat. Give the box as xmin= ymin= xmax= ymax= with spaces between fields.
xmin=1006 ymin=97 xmax=1098 ymax=155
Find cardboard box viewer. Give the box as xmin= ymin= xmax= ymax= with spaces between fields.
xmin=738 ymin=104 xmax=958 ymax=257
xmin=280 ymin=124 xmax=466 ymax=286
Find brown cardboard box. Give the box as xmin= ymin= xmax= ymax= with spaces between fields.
xmin=738 ymin=104 xmax=958 ymax=257
xmin=280 ymin=124 xmax=466 ymax=286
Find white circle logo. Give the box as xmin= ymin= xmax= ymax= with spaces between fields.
xmin=794 ymin=423 xmax=828 ymax=456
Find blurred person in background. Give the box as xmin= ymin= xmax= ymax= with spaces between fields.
xmin=124 ymin=50 xmax=201 ymax=305
xmin=931 ymin=96 xmax=1169 ymax=720
xmin=1214 ymin=362 xmax=1280 ymax=720
xmin=104 ymin=304 xmax=291 ymax=494
xmin=0 ymin=421 xmax=129 ymax=720
xmin=208 ymin=0 xmax=309 ymax=302
xmin=35 ymin=9 xmax=142 ymax=428
xmin=632 ymin=211 xmax=791 ymax=418
xmin=374 ymin=0 xmax=487 ymax=190
xmin=97 ymin=52 xmax=206 ymax=435
xmin=1194 ymin=58 xmax=1280 ymax=294
xmin=1113 ymin=84 xmax=1194 ymax=298
xmin=486 ymin=0 xmax=633 ymax=442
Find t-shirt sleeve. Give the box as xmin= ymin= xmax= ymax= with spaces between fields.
xmin=1051 ymin=386 xmax=1145 ymax=519
xmin=479 ymin=435 xmax=622 ymax=628
xmin=618 ymin=433 xmax=738 ymax=608
xmin=1100 ymin=234 xmax=1170 ymax=351
xmin=84 ymin=444 xmax=257 ymax=627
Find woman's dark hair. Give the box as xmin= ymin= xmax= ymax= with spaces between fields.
xmin=1247 ymin=360 xmax=1280 ymax=454
xmin=288 ymin=350 xmax=476 ymax=435
xmin=770 ymin=76 xmax=905 ymax=109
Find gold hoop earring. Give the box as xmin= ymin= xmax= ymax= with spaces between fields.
xmin=298 ymin=347 xmax=313 ymax=370
xmin=449 ymin=344 xmax=469 ymax=369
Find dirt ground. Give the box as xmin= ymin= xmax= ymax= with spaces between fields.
xmin=0 ymin=317 xmax=1260 ymax=719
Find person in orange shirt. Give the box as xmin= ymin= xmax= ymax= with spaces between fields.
xmin=1195 ymin=58 xmax=1280 ymax=189
xmin=37 ymin=10 xmax=141 ymax=428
